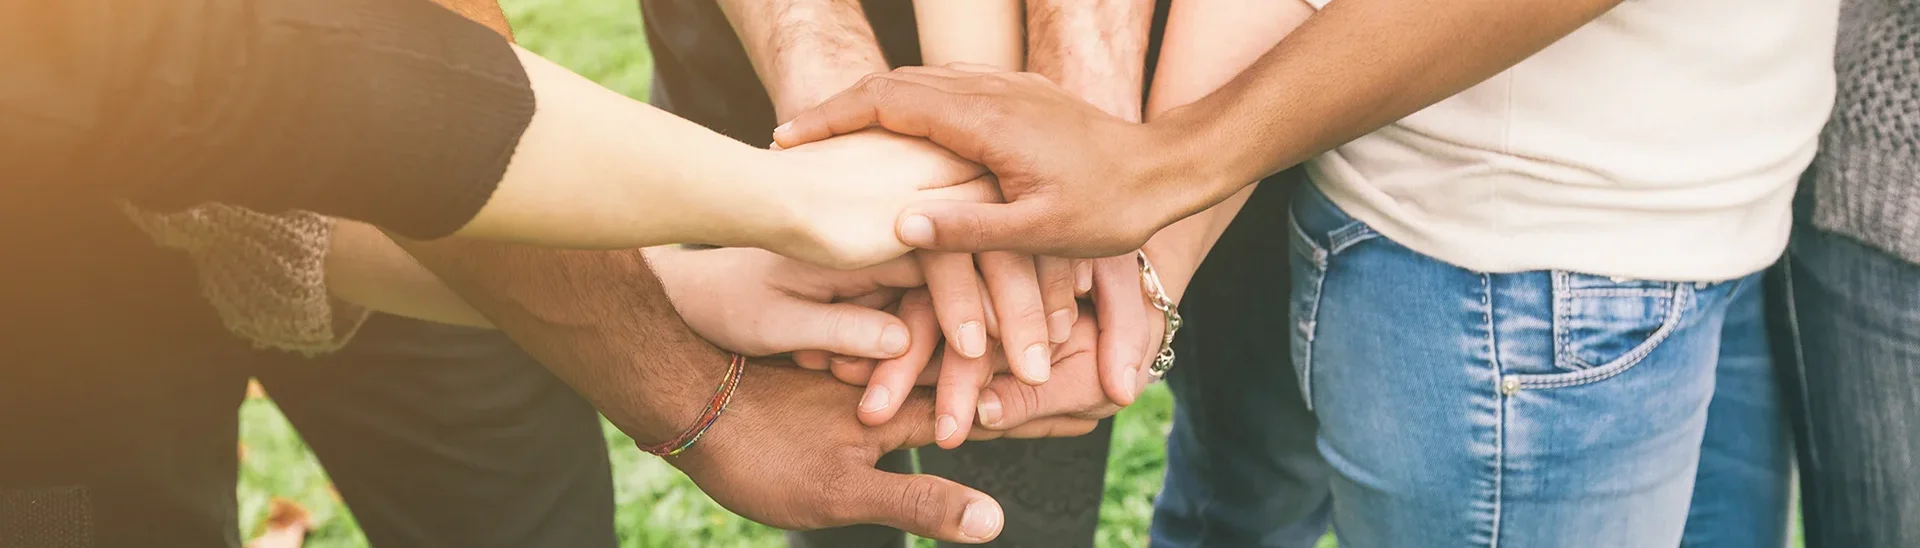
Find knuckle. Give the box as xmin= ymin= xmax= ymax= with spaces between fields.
xmin=899 ymin=476 xmax=946 ymax=530
xmin=977 ymin=74 xmax=1013 ymax=92
xmin=1008 ymin=303 xmax=1048 ymax=333
xmin=1007 ymin=383 xmax=1044 ymax=420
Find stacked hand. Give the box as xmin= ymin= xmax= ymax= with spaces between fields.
xmin=772 ymin=67 xmax=1206 ymax=258
xmin=655 ymin=243 xmax=1162 ymax=446
xmin=649 ymin=247 xmax=1161 ymax=545
xmin=734 ymin=125 xmax=1159 ymax=444
xmin=650 ymin=75 xmax=1182 ymax=544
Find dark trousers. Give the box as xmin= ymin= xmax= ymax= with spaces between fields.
xmin=0 ymin=200 xmax=615 ymax=548
xmin=1777 ymin=177 xmax=1920 ymax=548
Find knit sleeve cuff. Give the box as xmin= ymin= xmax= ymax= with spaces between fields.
xmin=121 ymin=203 xmax=372 ymax=356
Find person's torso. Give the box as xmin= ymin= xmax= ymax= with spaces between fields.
xmin=1307 ymin=0 xmax=1842 ymax=281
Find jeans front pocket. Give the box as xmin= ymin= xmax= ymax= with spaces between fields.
xmin=1286 ymin=183 xmax=1381 ymax=410
xmin=1525 ymin=272 xmax=1692 ymax=389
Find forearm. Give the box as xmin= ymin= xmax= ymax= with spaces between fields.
xmin=1151 ymin=0 xmax=1623 ymax=203
xmin=453 ymin=46 xmax=793 ymax=250
xmin=1024 ymin=0 xmax=1153 ymax=120
xmin=719 ymin=0 xmax=890 ymax=122
xmin=1138 ymin=0 xmax=1316 ymax=301
xmin=326 ymin=220 xmax=493 ymax=328
xmin=914 ymin=0 xmax=1024 ymax=69
xmin=395 ymin=238 xmax=725 ymax=444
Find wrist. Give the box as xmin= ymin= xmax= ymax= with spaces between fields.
xmin=1138 ymin=106 xmax=1241 ymax=224
xmin=622 ymin=347 xmax=739 ymax=446
xmin=767 ymin=58 xmax=887 ymax=124
xmin=711 ymin=146 xmax=808 ymax=253
xmin=1138 ymin=238 xmax=1198 ymax=305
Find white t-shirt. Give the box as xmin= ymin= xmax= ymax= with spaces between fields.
xmin=1302 ymin=0 xmax=1839 ymax=281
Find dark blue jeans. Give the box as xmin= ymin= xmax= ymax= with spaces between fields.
xmin=1779 ymin=196 xmax=1920 ymax=547
xmin=1150 ymin=171 xmax=1335 ymax=548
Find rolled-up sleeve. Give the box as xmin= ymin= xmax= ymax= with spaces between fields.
xmin=1 ymin=0 xmax=535 ymax=240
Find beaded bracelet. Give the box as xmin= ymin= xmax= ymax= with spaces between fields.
xmin=638 ymin=353 xmax=747 ymax=457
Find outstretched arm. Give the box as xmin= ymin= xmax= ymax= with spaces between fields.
xmin=1138 ymin=0 xmax=1317 ymax=302
xmin=771 ymin=0 xmax=1625 ymax=258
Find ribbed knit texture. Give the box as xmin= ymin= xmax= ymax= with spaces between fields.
xmin=122 ymin=203 xmax=370 ymax=356
xmin=1812 ymin=0 xmax=1920 ymax=264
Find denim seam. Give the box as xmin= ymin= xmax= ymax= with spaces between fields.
xmin=1778 ymin=257 xmax=1821 ymax=471
xmin=1554 ymin=272 xmax=1574 ymax=372
xmin=1298 ymin=265 xmax=1327 ymax=412
xmin=1561 ymin=289 xmax=1673 ymax=298
xmin=1326 ymin=221 xmax=1377 ymax=255
xmin=1289 ymin=214 xmax=1328 ymax=410
xmin=1484 ymin=272 xmax=1505 ymax=548
xmin=1522 ymin=285 xmax=1693 ymax=389
xmin=1289 ymin=212 xmax=1329 ymax=267
xmin=1562 ymin=282 xmax=1681 ymax=371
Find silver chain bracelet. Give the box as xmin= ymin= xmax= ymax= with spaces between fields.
xmin=1137 ymin=251 xmax=1182 ymax=378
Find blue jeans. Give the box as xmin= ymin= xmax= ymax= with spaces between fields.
xmin=1287 ymin=183 xmax=1790 ymax=547
xmin=1779 ymin=202 xmax=1920 ymax=547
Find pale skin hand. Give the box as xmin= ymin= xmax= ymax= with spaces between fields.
xmin=858 ymin=0 xmax=1325 ymax=433
xmin=325 ymin=221 xmax=943 ymax=361
xmin=443 ymin=44 xmax=993 ymax=270
xmin=389 ymin=3 xmax=1014 ymax=542
xmin=855 ymin=0 xmax=1066 ymax=448
xmin=829 ymin=298 xmax=1145 ymax=436
xmin=1024 ymin=0 xmax=1160 ymax=409
xmin=717 ymin=0 xmax=1070 ymax=442
xmin=860 ymin=0 xmax=1166 ymax=440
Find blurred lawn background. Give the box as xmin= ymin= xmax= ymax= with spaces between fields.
xmin=234 ymin=1 xmax=1800 ymax=547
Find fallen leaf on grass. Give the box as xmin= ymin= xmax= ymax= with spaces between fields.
xmin=245 ymin=497 xmax=312 ymax=548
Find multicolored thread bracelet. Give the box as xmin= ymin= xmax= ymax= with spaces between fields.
xmin=637 ymin=353 xmax=747 ymax=457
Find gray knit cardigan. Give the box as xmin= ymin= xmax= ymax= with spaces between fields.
xmin=1811 ymin=0 xmax=1920 ymax=263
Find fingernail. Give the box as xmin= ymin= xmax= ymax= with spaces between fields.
xmin=959 ymin=499 xmax=1001 ymax=541
xmin=900 ymin=215 xmax=936 ymax=247
xmin=880 ymin=324 xmax=910 ymax=356
xmin=936 ymin=414 xmax=958 ymax=441
xmin=1047 ymin=309 xmax=1072 ymax=343
xmin=831 ymin=354 xmax=859 ymax=365
xmin=1124 ymin=366 xmax=1139 ymax=395
xmin=860 ymin=385 xmax=891 ymax=413
xmin=772 ymin=120 xmax=792 ymax=137
xmin=975 ymin=391 xmax=1002 ymax=427
xmin=957 ymin=322 xmax=986 ymax=358
xmin=1024 ymin=344 xmax=1051 ymax=383
xmin=1075 ymin=262 xmax=1093 ymax=293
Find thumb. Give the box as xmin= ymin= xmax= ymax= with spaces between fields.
xmin=764 ymin=302 xmax=912 ymax=360
xmin=898 ymin=201 xmax=1047 ymax=254
xmin=838 ymin=468 xmax=1004 ymax=544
